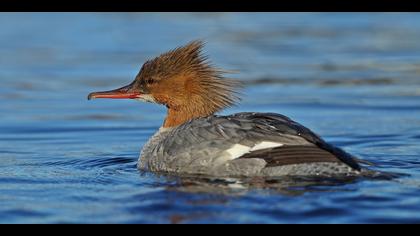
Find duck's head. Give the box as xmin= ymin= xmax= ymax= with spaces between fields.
xmin=88 ymin=40 xmax=241 ymax=128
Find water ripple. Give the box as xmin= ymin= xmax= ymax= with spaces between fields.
xmin=2 ymin=13 xmax=420 ymax=223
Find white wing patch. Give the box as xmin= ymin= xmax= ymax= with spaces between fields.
xmin=250 ymin=141 xmax=284 ymax=151
xmin=225 ymin=144 xmax=251 ymax=161
xmin=222 ymin=141 xmax=284 ymax=161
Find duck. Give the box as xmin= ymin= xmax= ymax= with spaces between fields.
xmin=88 ymin=40 xmax=362 ymax=177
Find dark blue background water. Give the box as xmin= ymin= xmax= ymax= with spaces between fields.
xmin=1 ymin=13 xmax=420 ymax=223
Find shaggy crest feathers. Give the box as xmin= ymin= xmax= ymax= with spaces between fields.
xmin=135 ymin=40 xmax=242 ymax=127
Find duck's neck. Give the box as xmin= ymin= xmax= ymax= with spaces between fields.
xmin=158 ymin=75 xmax=239 ymax=128
xmin=163 ymin=105 xmax=213 ymax=128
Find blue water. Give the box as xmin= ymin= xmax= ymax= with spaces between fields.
xmin=1 ymin=13 xmax=420 ymax=223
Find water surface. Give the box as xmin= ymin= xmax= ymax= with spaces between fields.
xmin=1 ymin=13 xmax=420 ymax=223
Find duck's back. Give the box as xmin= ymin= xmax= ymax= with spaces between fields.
xmin=138 ymin=112 xmax=361 ymax=177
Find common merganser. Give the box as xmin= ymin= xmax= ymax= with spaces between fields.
xmin=88 ymin=40 xmax=362 ymax=177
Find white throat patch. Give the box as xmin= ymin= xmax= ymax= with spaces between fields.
xmin=136 ymin=94 xmax=156 ymax=103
